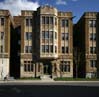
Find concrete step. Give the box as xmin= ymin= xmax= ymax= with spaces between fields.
xmin=40 ymin=75 xmax=54 ymax=81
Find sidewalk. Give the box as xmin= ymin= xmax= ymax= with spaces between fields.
xmin=0 ymin=79 xmax=99 ymax=83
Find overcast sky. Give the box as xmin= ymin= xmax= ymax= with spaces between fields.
xmin=0 ymin=0 xmax=99 ymax=23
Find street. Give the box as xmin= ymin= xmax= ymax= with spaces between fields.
xmin=0 ymin=81 xmax=99 ymax=97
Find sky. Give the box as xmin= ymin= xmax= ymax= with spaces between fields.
xmin=0 ymin=0 xmax=99 ymax=23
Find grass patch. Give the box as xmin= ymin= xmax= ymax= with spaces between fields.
xmin=54 ymin=77 xmax=99 ymax=81
xmin=19 ymin=77 xmax=41 ymax=80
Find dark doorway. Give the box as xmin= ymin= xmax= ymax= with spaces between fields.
xmin=43 ymin=61 xmax=52 ymax=75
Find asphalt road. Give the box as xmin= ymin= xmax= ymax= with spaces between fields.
xmin=0 ymin=83 xmax=99 ymax=97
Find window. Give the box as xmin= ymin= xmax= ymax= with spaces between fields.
xmin=45 ymin=45 xmax=49 ymax=52
xmin=62 ymin=47 xmax=68 ymax=53
xmin=90 ymin=47 xmax=96 ymax=54
xmin=62 ymin=19 xmax=68 ymax=27
xmin=1 ymin=32 xmax=4 ymax=40
xmin=25 ymin=32 xmax=32 ymax=40
xmin=1 ymin=18 xmax=4 ymax=25
xmin=42 ymin=31 xmax=45 ymax=39
xmin=28 ymin=33 xmax=32 ymax=40
xmin=46 ymin=17 xmax=49 ymax=24
xmin=24 ymin=64 xmax=27 ymax=72
xmin=65 ymin=33 xmax=69 ymax=40
xmin=50 ymin=17 xmax=53 ymax=24
xmin=30 ymin=19 xmax=32 ymax=26
xmin=42 ymin=45 xmax=45 ymax=53
xmin=66 ymin=47 xmax=69 ymax=53
xmin=31 ymin=64 xmax=33 ymax=72
xmin=60 ymin=61 xmax=70 ymax=72
xmin=24 ymin=61 xmax=34 ymax=72
xmin=0 ymin=45 xmax=3 ymax=53
xmin=62 ymin=33 xmax=69 ymax=40
xmin=89 ymin=20 xmax=96 ymax=27
xmin=26 ymin=18 xmax=29 ymax=26
xmin=25 ymin=46 xmax=28 ymax=53
xmin=50 ymin=45 xmax=53 ymax=53
xmin=25 ymin=46 xmax=32 ymax=53
xmin=62 ymin=47 xmax=65 ymax=53
xmin=42 ymin=16 xmax=45 ymax=24
xmin=90 ymin=33 xmax=96 ymax=41
xmin=28 ymin=46 xmax=32 ymax=53
xmin=61 ymin=33 xmax=65 ymax=40
xmin=55 ymin=46 xmax=57 ymax=53
xmin=26 ymin=18 xmax=32 ymax=26
xmin=90 ymin=60 xmax=96 ymax=67
xmin=49 ymin=31 xmax=53 ymax=39
xmin=45 ymin=31 xmax=49 ymax=39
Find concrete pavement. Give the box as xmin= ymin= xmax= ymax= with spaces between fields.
xmin=0 ymin=79 xmax=99 ymax=86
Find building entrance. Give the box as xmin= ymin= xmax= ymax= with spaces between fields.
xmin=43 ymin=61 xmax=52 ymax=75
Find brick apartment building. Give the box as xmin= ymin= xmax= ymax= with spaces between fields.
xmin=0 ymin=10 xmax=14 ymax=79
xmin=74 ymin=12 xmax=98 ymax=78
xmin=0 ymin=5 xmax=99 ymax=79
xmin=14 ymin=5 xmax=73 ymax=78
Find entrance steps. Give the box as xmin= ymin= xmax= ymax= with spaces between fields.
xmin=40 ymin=75 xmax=54 ymax=81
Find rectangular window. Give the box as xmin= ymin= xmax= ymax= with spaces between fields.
xmin=28 ymin=64 xmax=31 ymax=72
xmin=24 ymin=64 xmax=27 ymax=72
xmin=42 ymin=31 xmax=45 ymax=39
xmin=28 ymin=46 xmax=32 ymax=53
xmin=45 ymin=45 xmax=49 ymax=52
xmin=62 ymin=33 xmax=69 ymax=40
xmin=42 ymin=16 xmax=45 ymax=24
xmin=62 ymin=47 xmax=65 ymax=53
xmin=89 ymin=20 xmax=96 ymax=27
xmin=60 ymin=61 xmax=70 ymax=72
xmin=50 ymin=17 xmax=53 ymax=24
xmin=26 ymin=18 xmax=29 ymax=26
xmin=90 ymin=33 xmax=96 ymax=41
xmin=90 ymin=60 xmax=96 ymax=67
xmin=45 ymin=31 xmax=49 ymax=39
xmin=62 ymin=19 xmax=68 ymax=27
xmin=0 ymin=45 xmax=3 ymax=53
xmin=46 ymin=17 xmax=49 ymax=24
xmin=28 ymin=33 xmax=32 ymax=40
xmin=25 ymin=32 xmax=32 ymax=40
xmin=49 ymin=31 xmax=53 ymax=39
xmin=25 ymin=46 xmax=28 ymax=53
xmin=30 ymin=19 xmax=32 ymax=26
xmin=42 ymin=45 xmax=45 ymax=53
xmin=25 ymin=32 xmax=28 ymax=40
xmin=65 ymin=33 xmax=69 ymax=40
xmin=31 ymin=64 xmax=33 ymax=72
xmin=50 ymin=45 xmax=53 ymax=53
xmin=1 ymin=18 xmax=4 ymax=25
xmin=1 ymin=32 xmax=4 ymax=40
xmin=25 ymin=46 xmax=32 ymax=53
xmin=62 ymin=33 xmax=65 ymax=40
xmin=90 ymin=47 xmax=96 ymax=54
xmin=66 ymin=47 xmax=69 ymax=53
